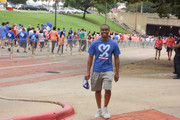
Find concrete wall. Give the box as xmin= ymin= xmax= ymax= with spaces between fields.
xmin=108 ymin=12 xmax=180 ymax=34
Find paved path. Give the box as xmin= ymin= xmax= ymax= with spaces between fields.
xmin=0 ymin=47 xmax=180 ymax=120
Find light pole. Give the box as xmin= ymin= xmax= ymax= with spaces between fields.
xmin=105 ymin=2 xmax=107 ymax=24
xmin=135 ymin=2 xmax=138 ymax=32
xmin=55 ymin=0 xmax=57 ymax=28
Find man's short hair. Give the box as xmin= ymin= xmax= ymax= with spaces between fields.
xmin=100 ymin=24 xmax=110 ymax=30
xmin=53 ymin=27 xmax=56 ymax=30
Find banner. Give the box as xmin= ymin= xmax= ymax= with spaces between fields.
xmin=0 ymin=0 xmax=6 ymax=3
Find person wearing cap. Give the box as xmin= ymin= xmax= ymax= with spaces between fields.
xmin=166 ymin=33 xmax=175 ymax=60
xmin=173 ymin=29 xmax=180 ymax=79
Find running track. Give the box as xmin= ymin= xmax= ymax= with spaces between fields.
xmin=0 ymin=58 xmax=86 ymax=87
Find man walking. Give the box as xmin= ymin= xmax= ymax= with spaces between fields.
xmin=49 ymin=27 xmax=59 ymax=54
xmin=0 ymin=22 xmax=7 ymax=49
xmin=85 ymin=24 xmax=120 ymax=119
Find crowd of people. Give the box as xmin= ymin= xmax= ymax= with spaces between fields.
xmin=0 ymin=22 xmax=160 ymax=55
xmin=153 ymin=30 xmax=180 ymax=79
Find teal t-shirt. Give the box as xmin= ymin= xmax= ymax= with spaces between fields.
xmin=79 ymin=31 xmax=84 ymax=40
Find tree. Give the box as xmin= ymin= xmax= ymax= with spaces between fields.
xmin=8 ymin=0 xmax=27 ymax=4
xmin=122 ymin=0 xmax=180 ymax=18
xmin=64 ymin=0 xmax=93 ymax=19
xmin=94 ymin=3 xmax=117 ymax=14
xmin=125 ymin=1 xmax=157 ymax=13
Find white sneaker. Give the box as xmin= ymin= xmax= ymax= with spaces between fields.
xmin=94 ymin=109 xmax=102 ymax=118
xmin=103 ymin=107 xmax=111 ymax=119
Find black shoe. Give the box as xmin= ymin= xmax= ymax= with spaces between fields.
xmin=8 ymin=48 xmax=11 ymax=52
xmin=168 ymin=58 xmax=171 ymax=61
xmin=173 ymin=76 xmax=180 ymax=79
xmin=23 ymin=51 xmax=27 ymax=53
xmin=17 ymin=49 xmax=19 ymax=53
xmin=2 ymin=46 xmax=5 ymax=49
xmin=173 ymin=72 xmax=177 ymax=74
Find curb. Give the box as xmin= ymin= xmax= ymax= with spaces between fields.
xmin=0 ymin=97 xmax=76 ymax=120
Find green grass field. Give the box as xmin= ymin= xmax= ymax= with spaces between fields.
xmin=0 ymin=11 xmax=127 ymax=33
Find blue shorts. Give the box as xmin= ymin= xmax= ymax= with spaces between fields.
xmin=67 ymin=40 xmax=72 ymax=45
xmin=19 ymin=42 xmax=27 ymax=48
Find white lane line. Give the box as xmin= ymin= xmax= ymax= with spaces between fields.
xmin=0 ymin=61 xmax=66 ymax=70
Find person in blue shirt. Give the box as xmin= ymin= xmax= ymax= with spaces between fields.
xmin=85 ymin=24 xmax=120 ymax=119
xmin=112 ymin=32 xmax=119 ymax=44
xmin=63 ymin=28 xmax=66 ymax=36
xmin=29 ymin=31 xmax=39 ymax=51
xmin=0 ymin=22 xmax=7 ymax=49
xmin=18 ymin=24 xmax=22 ymax=31
xmin=69 ymin=28 xmax=73 ymax=35
xmin=6 ymin=27 xmax=15 ymax=52
xmin=5 ymin=22 xmax=11 ymax=32
xmin=57 ymin=28 xmax=61 ymax=35
xmin=57 ymin=28 xmax=61 ymax=45
xmin=17 ymin=28 xmax=28 ymax=53
xmin=66 ymin=32 xmax=72 ymax=52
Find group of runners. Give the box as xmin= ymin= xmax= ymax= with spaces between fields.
xmin=1 ymin=21 xmax=161 ymax=55
xmin=0 ymin=21 xmax=178 ymax=58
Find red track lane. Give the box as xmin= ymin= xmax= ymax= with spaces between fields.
xmin=90 ymin=109 xmax=180 ymax=120
xmin=0 ymin=61 xmax=85 ymax=79
xmin=0 ymin=58 xmax=46 ymax=67
xmin=0 ymin=71 xmax=86 ymax=87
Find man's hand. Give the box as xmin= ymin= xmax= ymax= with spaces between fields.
xmin=114 ymin=73 xmax=119 ymax=82
xmin=85 ymin=72 xmax=90 ymax=80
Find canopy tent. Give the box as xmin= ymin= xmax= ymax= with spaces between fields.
xmin=49 ymin=1 xmax=55 ymax=6
xmin=0 ymin=0 xmax=6 ymax=3
xmin=58 ymin=1 xmax=63 ymax=7
xmin=36 ymin=0 xmax=42 ymax=6
xmin=26 ymin=0 xmax=36 ymax=5
xmin=42 ymin=1 xmax=48 ymax=6
xmin=26 ymin=0 xmax=42 ymax=6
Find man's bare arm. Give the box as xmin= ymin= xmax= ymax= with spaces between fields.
xmin=85 ymin=54 xmax=94 ymax=80
xmin=174 ymin=43 xmax=180 ymax=49
xmin=114 ymin=55 xmax=120 ymax=82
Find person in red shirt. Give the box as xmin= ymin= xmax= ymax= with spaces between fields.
xmin=166 ymin=33 xmax=175 ymax=60
xmin=154 ymin=36 xmax=163 ymax=60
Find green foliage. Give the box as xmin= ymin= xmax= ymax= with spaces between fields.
xmin=122 ymin=0 xmax=180 ymax=18
xmin=93 ymin=0 xmax=121 ymax=4
xmin=0 ymin=11 xmax=127 ymax=34
xmin=64 ymin=0 xmax=119 ymax=19
xmin=94 ymin=3 xmax=117 ymax=14
xmin=8 ymin=0 xmax=27 ymax=4
xmin=64 ymin=0 xmax=93 ymax=19
xmin=126 ymin=1 xmax=156 ymax=13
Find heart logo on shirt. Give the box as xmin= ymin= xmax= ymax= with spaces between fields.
xmin=98 ymin=44 xmax=110 ymax=58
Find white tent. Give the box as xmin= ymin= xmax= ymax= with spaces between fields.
xmin=49 ymin=1 xmax=55 ymax=6
xmin=26 ymin=0 xmax=43 ymax=6
xmin=42 ymin=1 xmax=48 ymax=6
xmin=58 ymin=1 xmax=64 ymax=7
xmin=36 ymin=0 xmax=42 ymax=6
xmin=26 ymin=0 xmax=35 ymax=5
